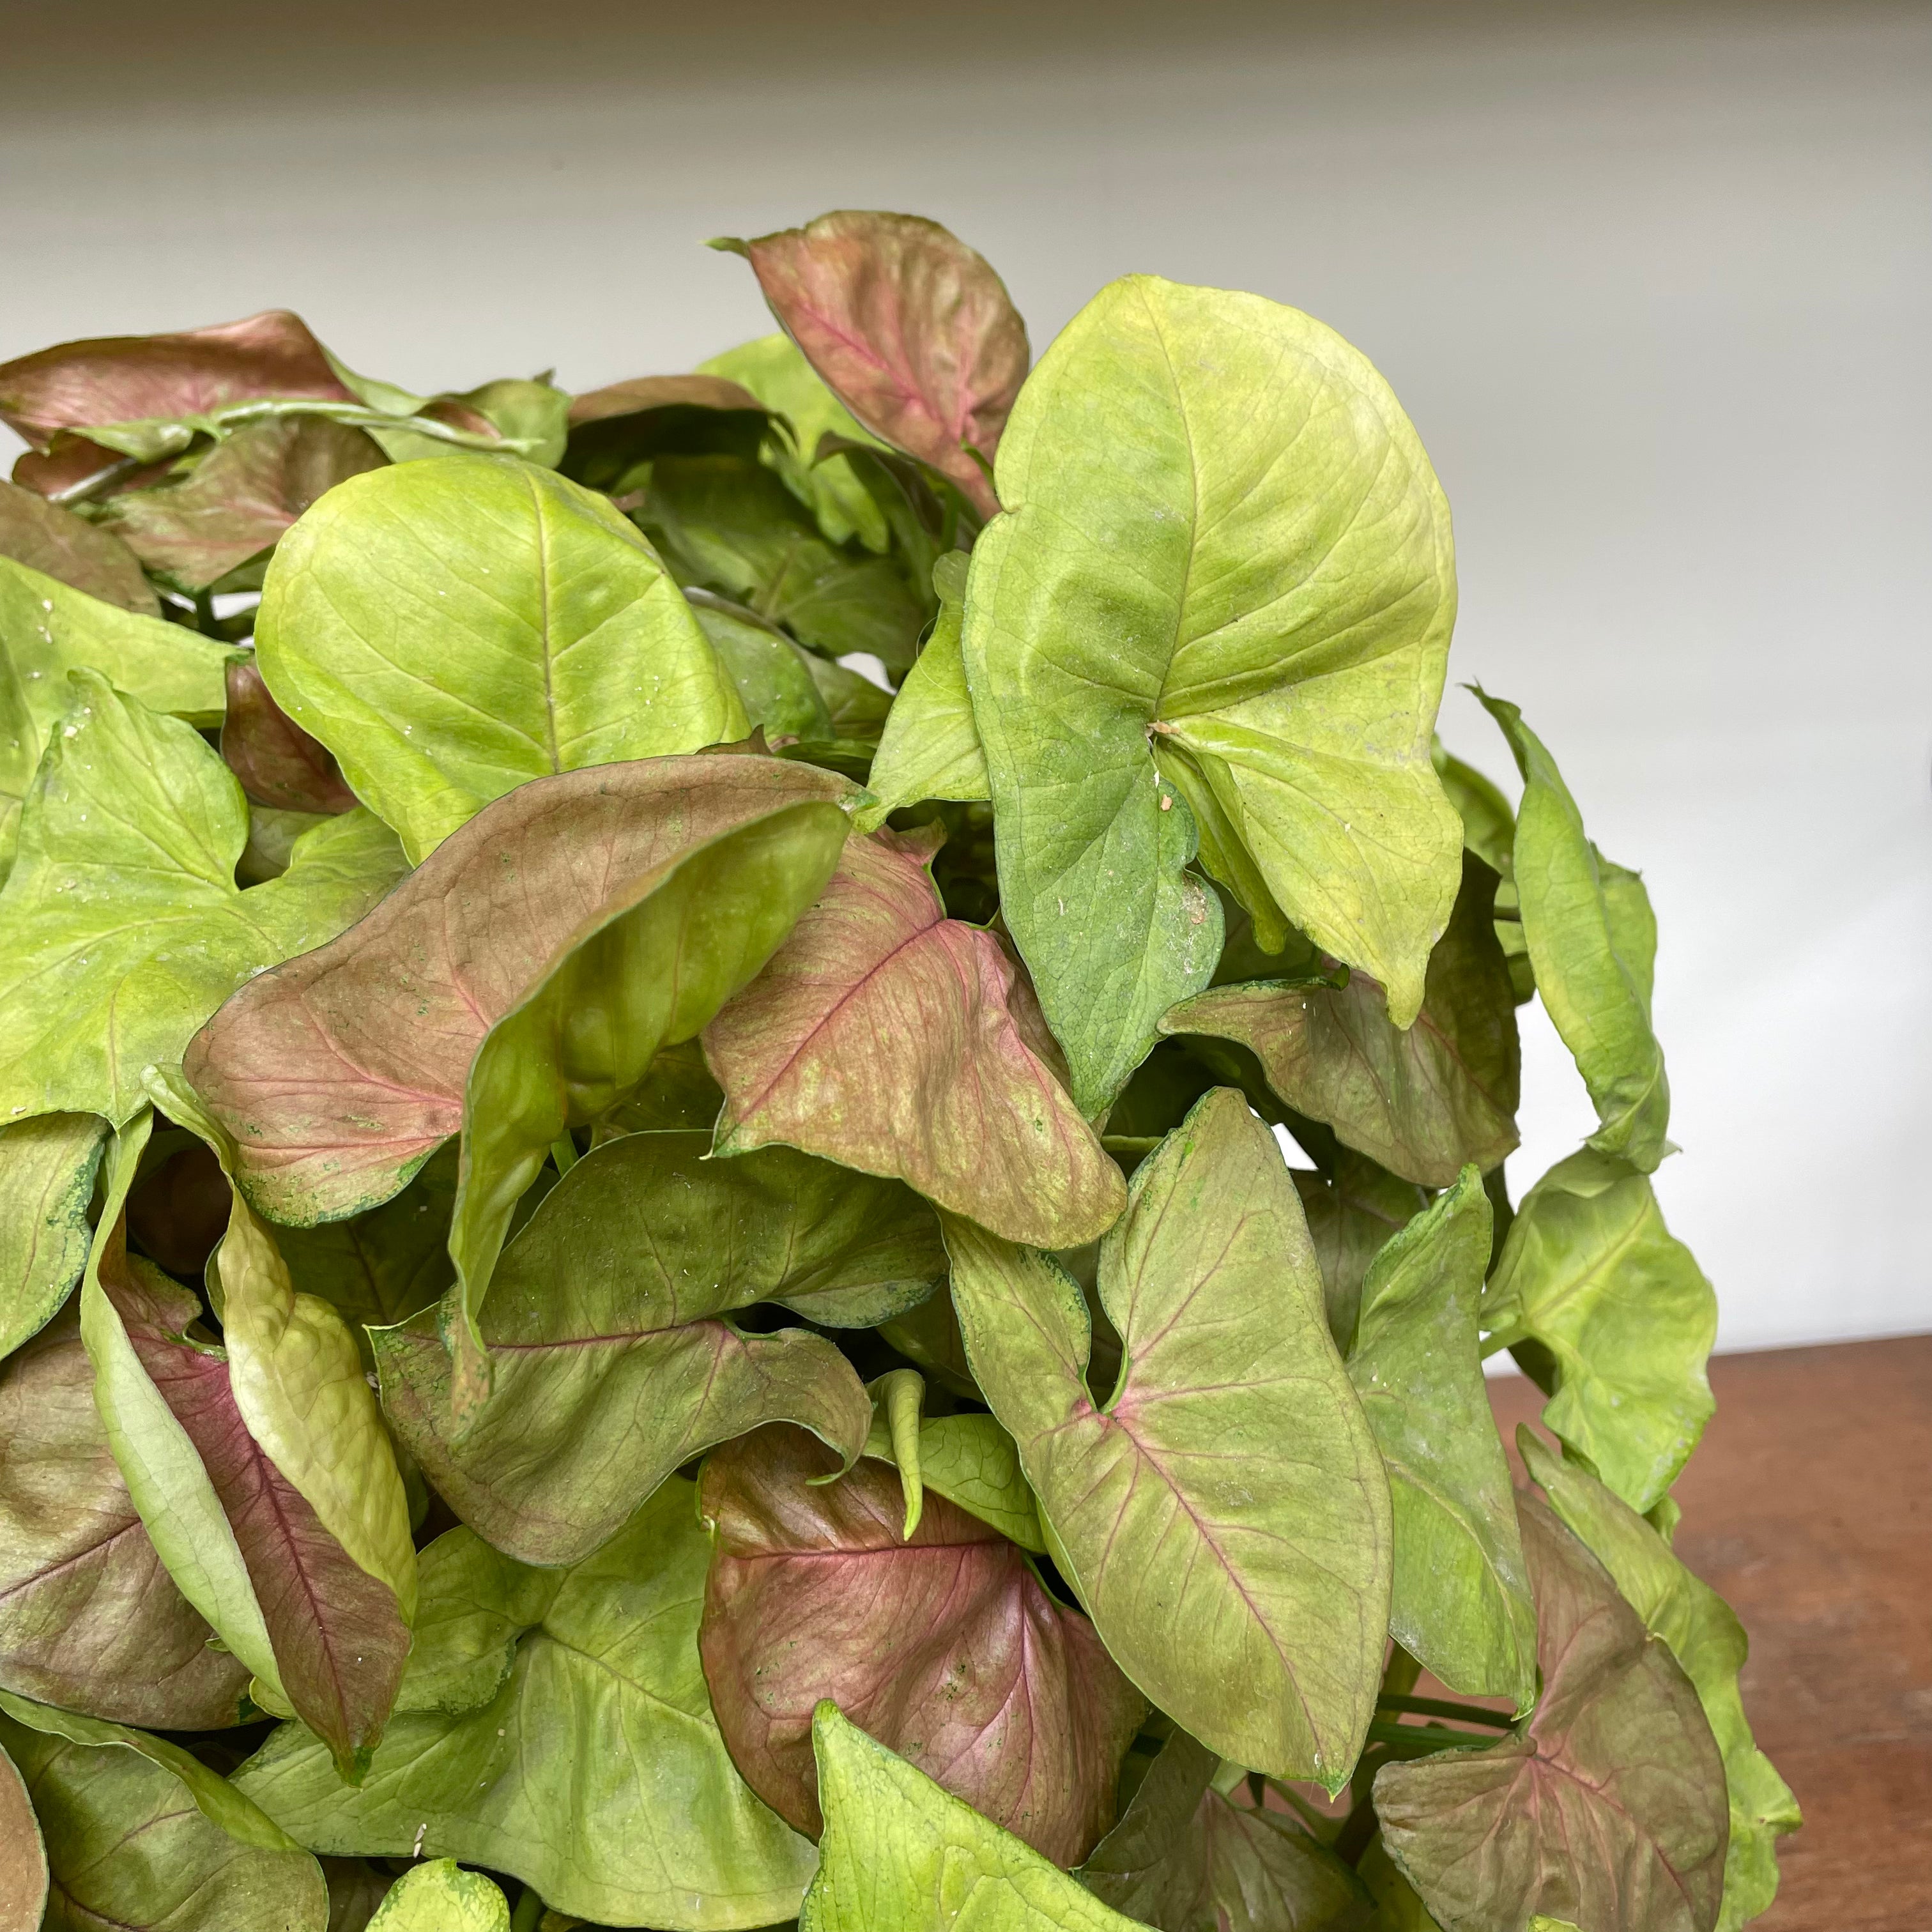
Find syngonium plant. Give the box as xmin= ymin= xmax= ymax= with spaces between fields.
xmin=0 ymin=210 xmax=1795 ymax=1932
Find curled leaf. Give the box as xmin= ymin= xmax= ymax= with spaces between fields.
xmin=946 ymin=1089 xmax=1391 ymax=1786
xmin=700 ymin=1427 xmax=1140 ymax=1862
xmin=706 ymin=826 xmax=1124 ymax=1249
xmin=716 ymin=212 xmax=1028 ymax=520
xmin=1376 ymin=1492 xmax=1729 ymax=1932
xmin=184 ymin=754 xmax=854 ymax=1225
xmin=859 ymin=1370 xmax=1047 ymax=1551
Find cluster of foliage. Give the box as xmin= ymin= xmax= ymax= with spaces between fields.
xmin=0 ymin=210 xmax=1797 ymax=1932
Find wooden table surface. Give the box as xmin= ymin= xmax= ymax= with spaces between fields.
xmin=1488 ymin=1335 xmax=1932 ymax=1932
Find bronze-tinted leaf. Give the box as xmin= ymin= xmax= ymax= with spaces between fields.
xmin=1080 ymin=1729 xmax=1375 ymax=1931
xmin=0 ymin=310 xmax=354 ymax=451
xmin=0 ymin=1729 xmax=45 ymax=1932
xmin=716 ymin=211 xmax=1028 ymax=519
xmin=567 ymin=373 xmax=763 ymax=426
xmin=221 ymin=659 xmax=357 ymax=815
xmin=1165 ymin=855 xmax=1518 ymax=1188
xmin=699 ymin=1425 xmax=1143 ymax=1864
xmin=99 ymin=415 xmax=386 ymax=592
xmin=183 ymin=755 xmax=854 ymax=1225
xmin=0 ymin=479 xmax=156 ymax=613
xmin=102 ymin=1234 xmax=410 ymax=1778
xmin=0 ymin=1303 xmax=250 ymax=1729
xmin=1376 ymin=1493 xmax=1729 ymax=1932
xmin=1291 ymin=1152 xmax=1429 ymax=1353
xmin=705 ymin=827 xmax=1124 ymax=1249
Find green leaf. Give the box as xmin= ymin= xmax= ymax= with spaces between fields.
xmin=77 ymin=1116 xmax=287 ymax=1698
xmin=1475 ymin=691 xmax=1670 ymax=1170
xmin=0 ymin=476 xmax=157 ymax=613
xmin=0 ymin=1110 xmax=105 ymax=1358
xmin=1164 ymin=855 xmax=1519 ymax=1188
xmin=184 ymin=754 xmax=854 ymax=1225
xmin=858 ymin=550 xmax=988 ymax=829
xmin=698 ymin=1426 xmax=1143 ymax=1864
xmin=1482 ymin=1148 xmax=1715 ymax=1513
xmin=691 ymin=593 xmax=837 ymax=740
xmin=97 ymin=415 xmax=387 ymax=592
xmin=698 ymin=332 xmax=893 ymax=551
xmin=0 ymin=1687 xmax=304 ymax=1852
xmin=377 ymin=1129 xmax=885 ymax=1565
xmin=1346 ymin=1170 xmax=1536 ymax=1707
xmin=366 ymin=1859 xmax=509 ymax=1932
xmin=716 ymin=213 xmax=1027 ymax=523
xmin=256 ymin=453 xmax=747 ymax=862
xmin=1521 ymin=1432 xmax=1798 ymax=1930
xmin=1078 ymin=1729 xmax=1375 ymax=1931
xmin=0 ymin=1701 xmax=327 ymax=1932
xmin=946 ymin=1088 xmax=1390 ymax=1785
xmin=707 ymin=825 xmax=1124 ymax=1248
xmin=860 ymin=1371 xmax=1047 ymax=1551
xmin=1289 ymin=1151 xmax=1429 ymax=1354
xmin=1375 ymin=1493 xmax=1729 ymax=1932
xmin=1430 ymin=742 xmax=1514 ymax=880
xmin=799 ymin=1701 xmax=1147 ymax=1931
xmin=445 ymin=797 xmax=850 ymax=1409
xmin=640 ymin=454 xmax=928 ymax=673
xmin=234 ymin=1483 xmax=820 ymax=1931
xmin=0 ymin=1296 xmax=251 ymax=1727
xmin=0 ymin=1724 xmax=47 ymax=1932
xmin=965 ymin=276 xmax=1461 ymax=1111
xmin=0 ymin=674 xmax=404 ymax=1126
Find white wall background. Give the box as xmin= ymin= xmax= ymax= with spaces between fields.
xmin=4 ymin=0 xmax=1927 ymax=1352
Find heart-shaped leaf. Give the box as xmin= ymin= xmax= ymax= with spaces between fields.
xmin=376 ymin=1130 xmax=887 ymax=1565
xmin=1079 ymin=1729 xmax=1376 ymax=1931
xmin=1521 ymin=1433 xmax=1798 ymax=1931
xmin=0 ymin=674 xmax=404 ymax=1126
xmin=715 ymin=213 xmax=1028 ymax=521
xmin=234 ymin=1484 xmax=820 ymax=1931
xmin=183 ymin=754 xmax=854 ymax=1225
xmin=799 ymin=1701 xmax=1144 ymax=1931
xmin=0 ymin=1732 xmax=45 ymax=1932
xmin=0 ymin=477 xmax=156 ymax=613
xmin=964 ymin=276 xmax=1461 ymax=1111
xmin=443 ymin=797 xmax=849 ymax=1406
xmin=365 ymin=1859 xmax=509 ymax=1931
xmin=256 ymin=453 xmax=747 ymax=861
xmin=698 ymin=333 xmax=893 ymax=551
xmin=0 ymin=1698 xmax=327 ymax=1932
xmin=1375 ymin=1492 xmax=1729 ymax=1932
xmin=0 ymin=1112 xmax=105 ymax=1358
xmin=0 ymin=554 xmax=230 ymax=873
xmin=0 ymin=309 xmax=355 ymax=454
xmin=98 ymin=415 xmax=386 ymax=592
xmin=1476 ymin=692 xmax=1669 ymax=1170
xmin=1346 ymin=1170 xmax=1536 ymax=1707
xmin=705 ymin=826 xmax=1124 ymax=1249
xmin=946 ymin=1087 xmax=1391 ymax=1785
xmin=1164 ymin=855 xmax=1519 ymax=1188
xmin=1482 ymin=1149 xmax=1715 ymax=1513
xmin=858 ymin=550 xmax=987 ymax=828
xmin=0 ymin=1298 xmax=250 ymax=1728
xmin=700 ymin=1425 xmax=1142 ymax=1863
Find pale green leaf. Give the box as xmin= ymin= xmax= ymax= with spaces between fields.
xmin=1521 ymin=1432 xmax=1799 ymax=1929
xmin=0 ymin=1111 xmax=105 ymax=1358
xmin=965 ymin=276 xmax=1461 ymax=1109
xmin=946 ymin=1089 xmax=1390 ymax=1785
xmin=860 ymin=1370 xmax=1048 ymax=1551
xmin=235 ymin=1484 xmax=819 ymax=1931
xmin=691 ymin=592 xmax=836 ymax=740
xmin=256 ymin=453 xmax=747 ymax=862
xmin=799 ymin=1701 xmax=1149 ymax=1931
xmin=1347 ymin=1170 xmax=1536 ymax=1707
xmin=1476 ymin=692 xmax=1669 ymax=1169
xmin=1482 ymin=1148 xmax=1715 ymax=1513
xmin=366 ymin=1858 xmax=510 ymax=1931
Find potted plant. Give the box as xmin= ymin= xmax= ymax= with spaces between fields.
xmin=0 ymin=209 xmax=1795 ymax=1932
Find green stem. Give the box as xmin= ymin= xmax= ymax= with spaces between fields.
xmin=509 ymin=1883 xmax=545 ymax=1932
xmin=549 ymin=1135 xmax=579 ymax=1177
xmin=1363 ymin=1719 xmax=1491 ymax=1755
xmin=1376 ymin=1692 xmax=1515 ymax=1729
